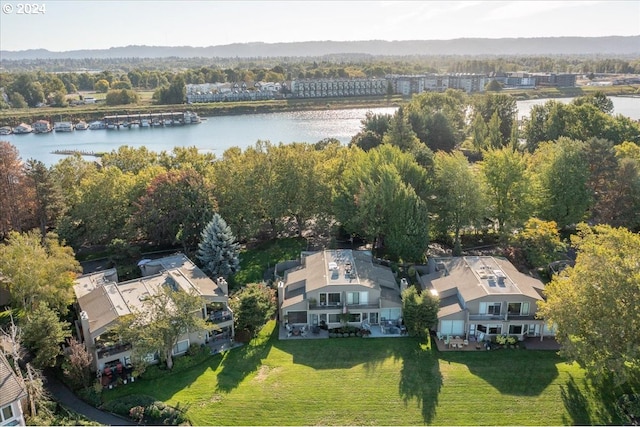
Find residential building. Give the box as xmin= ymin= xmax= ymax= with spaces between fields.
xmin=277 ymin=250 xmax=403 ymax=330
xmin=73 ymin=254 xmax=233 ymax=372
xmin=290 ymin=78 xmax=387 ymax=98
xmin=0 ymin=354 xmax=27 ymax=426
xmin=418 ymin=256 xmax=556 ymax=341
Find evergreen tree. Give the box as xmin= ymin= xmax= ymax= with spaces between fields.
xmin=196 ymin=213 xmax=240 ymax=278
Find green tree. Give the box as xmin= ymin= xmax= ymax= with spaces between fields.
xmin=94 ymin=79 xmax=110 ymax=93
xmin=538 ymin=224 xmax=640 ymax=386
xmin=25 ymin=159 xmax=63 ymax=240
xmin=196 ymin=213 xmax=240 ymax=279
xmin=485 ymin=79 xmax=503 ymax=91
xmin=481 ymin=147 xmax=531 ymax=233
xmin=105 ymin=89 xmax=139 ymax=105
xmin=472 ymin=93 xmax=517 ymax=147
xmin=517 ymin=218 xmax=566 ymax=269
xmin=432 ymin=151 xmax=486 ymax=254
xmin=21 ymin=301 xmax=71 ymax=368
xmin=0 ymin=231 xmax=80 ymax=314
xmin=66 ymin=166 xmax=138 ymax=245
xmin=101 ymin=145 xmax=159 ymax=174
xmin=229 ymin=283 xmax=276 ymax=338
xmin=114 ymin=286 xmax=209 ymax=370
xmin=50 ymin=91 xmax=68 ymax=107
xmin=530 ymin=138 xmax=591 ymax=228
xmin=133 ymin=169 xmax=216 ymax=250
xmin=334 ymin=145 xmax=430 ymax=261
xmin=401 ymin=286 xmax=439 ymax=338
xmin=470 ymin=112 xmax=488 ymax=151
xmin=486 ymin=110 xmax=503 ymax=148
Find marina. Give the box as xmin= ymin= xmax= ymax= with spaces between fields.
xmin=0 ymin=111 xmax=202 ymax=136
xmin=2 ymin=97 xmax=638 ymax=167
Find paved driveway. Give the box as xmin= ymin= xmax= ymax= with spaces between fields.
xmin=45 ymin=372 xmax=132 ymax=426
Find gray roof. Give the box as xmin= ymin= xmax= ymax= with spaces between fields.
xmin=282 ymin=250 xmax=401 ymax=307
xmin=422 ymin=256 xmax=546 ymax=304
xmin=0 ymin=354 xmax=27 ymax=407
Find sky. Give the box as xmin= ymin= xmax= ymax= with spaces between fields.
xmin=0 ymin=0 xmax=638 ymax=52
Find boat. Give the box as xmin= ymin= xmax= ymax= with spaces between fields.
xmin=184 ymin=111 xmax=201 ymax=124
xmin=54 ymin=122 xmax=74 ymax=132
xmin=106 ymin=123 xmax=116 ymax=130
xmin=140 ymin=119 xmax=150 ymax=127
xmin=13 ymin=123 xmax=33 ymax=134
xmin=163 ymin=119 xmax=173 ymax=126
xmin=120 ymin=121 xmax=129 ymax=128
xmin=0 ymin=126 xmax=13 ymax=135
xmin=32 ymin=120 xmax=52 ymax=133
xmin=75 ymin=121 xmax=89 ymax=130
xmin=89 ymin=121 xmax=106 ymax=130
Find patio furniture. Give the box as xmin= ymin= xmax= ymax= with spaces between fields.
xmin=463 ymin=339 xmax=469 ymax=346
xmin=444 ymin=336 xmax=450 ymax=346
xmin=436 ymin=332 xmax=443 ymax=340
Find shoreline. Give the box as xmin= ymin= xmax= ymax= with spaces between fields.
xmin=0 ymin=85 xmax=637 ymax=127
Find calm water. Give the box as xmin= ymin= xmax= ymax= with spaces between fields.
xmin=4 ymin=97 xmax=639 ymax=166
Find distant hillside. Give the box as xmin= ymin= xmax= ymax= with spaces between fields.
xmin=2 ymin=36 xmax=639 ymax=60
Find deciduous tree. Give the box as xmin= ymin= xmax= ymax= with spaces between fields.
xmin=401 ymin=286 xmax=439 ymax=338
xmin=114 ymin=286 xmax=208 ymax=370
xmin=0 ymin=231 xmax=80 ymax=314
xmin=21 ymin=301 xmax=71 ymax=369
xmin=432 ymin=151 xmax=486 ymax=254
xmin=133 ymin=169 xmax=216 ymax=250
xmin=538 ymin=224 xmax=640 ymax=386
xmin=481 ymin=147 xmax=531 ymax=233
xmin=229 ymin=283 xmax=276 ymax=338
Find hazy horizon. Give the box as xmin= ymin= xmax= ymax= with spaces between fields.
xmin=0 ymin=1 xmax=638 ymax=52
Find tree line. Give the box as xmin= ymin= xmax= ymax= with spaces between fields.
xmin=1 ymin=91 xmax=638 ymax=262
xmin=3 ymin=54 xmax=640 ymax=108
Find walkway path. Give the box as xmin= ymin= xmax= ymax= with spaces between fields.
xmin=45 ymin=372 xmax=132 ymax=426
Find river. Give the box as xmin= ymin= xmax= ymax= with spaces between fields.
xmin=3 ymin=97 xmax=639 ymax=166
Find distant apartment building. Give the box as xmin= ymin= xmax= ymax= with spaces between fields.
xmin=531 ymin=73 xmax=577 ymax=88
xmin=290 ymin=78 xmax=388 ymax=98
xmin=186 ymin=82 xmax=277 ymax=103
xmin=186 ymin=72 xmax=577 ymax=103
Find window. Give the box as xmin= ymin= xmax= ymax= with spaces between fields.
xmin=488 ymin=324 xmax=502 ymax=334
xmin=488 ymin=303 xmax=501 ymax=315
xmin=347 ymin=292 xmax=359 ymax=305
xmin=320 ymin=292 xmax=341 ymax=305
xmin=1 ymin=404 xmax=14 ymax=422
xmin=348 ymin=313 xmax=361 ymax=322
xmin=479 ymin=302 xmax=501 ymax=315
xmin=173 ymin=339 xmax=189 ymax=355
xmin=509 ymin=324 xmax=523 ymax=334
xmin=328 ymin=313 xmax=341 ymax=323
xmin=508 ymin=302 xmax=521 ymax=314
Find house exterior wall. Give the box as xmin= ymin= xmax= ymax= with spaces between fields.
xmin=0 ymin=400 xmax=25 ymax=426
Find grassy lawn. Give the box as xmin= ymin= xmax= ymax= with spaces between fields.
xmin=103 ymin=321 xmax=623 ymax=425
xmin=230 ymin=237 xmax=307 ymax=287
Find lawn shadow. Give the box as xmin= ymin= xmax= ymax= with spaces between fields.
xmin=395 ymin=340 xmax=442 ymax=424
xmin=274 ymin=336 xmax=442 ymax=424
xmin=438 ymin=348 xmax=560 ymax=396
xmin=560 ymin=374 xmax=592 ymax=425
xmin=215 ymin=323 xmax=277 ymax=393
xmin=105 ymin=355 xmax=222 ymax=402
xmin=561 ymin=374 xmax=626 ymax=425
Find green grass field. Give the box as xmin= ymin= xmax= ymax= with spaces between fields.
xmin=103 ymin=321 xmax=623 ymax=425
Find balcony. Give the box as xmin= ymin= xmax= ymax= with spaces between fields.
xmin=208 ymin=309 xmax=233 ymax=323
xmin=96 ymin=342 xmax=132 ymax=360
